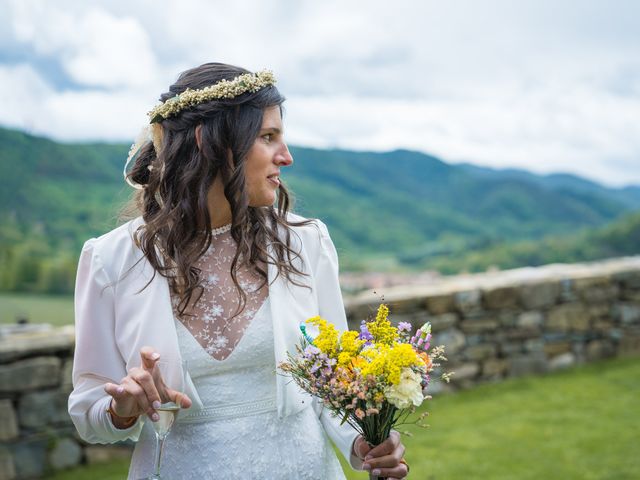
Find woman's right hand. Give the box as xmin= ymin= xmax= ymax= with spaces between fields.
xmin=103 ymin=347 xmax=192 ymax=428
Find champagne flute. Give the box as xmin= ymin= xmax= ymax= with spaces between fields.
xmin=144 ymin=358 xmax=187 ymax=480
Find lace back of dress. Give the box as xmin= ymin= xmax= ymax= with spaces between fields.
xmin=171 ymin=229 xmax=268 ymax=361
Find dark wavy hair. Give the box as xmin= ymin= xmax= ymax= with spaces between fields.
xmin=125 ymin=62 xmax=310 ymax=316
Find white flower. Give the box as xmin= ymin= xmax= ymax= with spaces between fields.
xmin=239 ymin=279 xmax=257 ymax=293
xmin=213 ymin=336 xmax=229 ymax=348
xmin=206 ymin=336 xmax=229 ymax=354
xmin=207 ymin=274 xmax=220 ymax=285
xmin=210 ymin=304 xmax=224 ymax=317
xmin=384 ymin=368 xmax=424 ymax=409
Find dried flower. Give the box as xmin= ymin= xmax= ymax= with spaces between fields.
xmin=148 ymin=70 xmax=276 ymax=123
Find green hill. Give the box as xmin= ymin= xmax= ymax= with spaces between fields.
xmin=1 ymin=125 xmax=639 ymax=293
xmin=287 ymin=148 xmax=632 ymax=262
xmin=424 ymin=210 xmax=640 ymax=274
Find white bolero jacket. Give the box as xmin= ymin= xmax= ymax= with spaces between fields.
xmin=68 ymin=214 xmax=362 ymax=469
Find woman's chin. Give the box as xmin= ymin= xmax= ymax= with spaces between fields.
xmin=249 ymin=194 xmax=277 ymax=208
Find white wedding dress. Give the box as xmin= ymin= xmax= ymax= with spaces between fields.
xmin=127 ymin=228 xmax=346 ymax=480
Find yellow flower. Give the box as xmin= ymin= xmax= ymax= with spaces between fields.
xmin=359 ymin=344 xmax=390 ymax=379
xmin=366 ymin=304 xmax=397 ymax=346
xmin=385 ymin=343 xmax=421 ymax=384
xmin=359 ymin=342 xmax=422 ymax=385
xmin=337 ymin=331 xmax=364 ymax=367
xmin=307 ymin=316 xmax=339 ymax=357
xmin=376 ymin=304 xmax=389 ymax=323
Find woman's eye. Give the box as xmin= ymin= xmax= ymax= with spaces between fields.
xmin=262 ymin=133 xmax=273 ymax=143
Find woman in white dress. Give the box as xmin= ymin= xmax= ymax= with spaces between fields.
xmin=68 ymin=62 xmax=410 ymax=479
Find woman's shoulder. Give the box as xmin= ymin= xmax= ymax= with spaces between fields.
xmin=285 ymin=212 xmax=330 ymax=239
xmin=85 ymin=217 xmax=142 ymax=248
xmin=81 ymin=217 xmax=144 ymax=270
xmin=283 ymin=212 xmax=334 ymax=257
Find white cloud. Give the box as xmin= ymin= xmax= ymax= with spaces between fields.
xmin=285 ymin=82 xmax=640 ymax=186
xmin=43 ymin=89 xmax=153 ymax=140
xmin=0 ymin=64 xmax=53 ymax=132
xmin=62 ymin=9 xmax=158 ymax=88
xmin=9 ymin=1 xmax=160 ymax=88
xmin=0 ymin=62 xmax=155 ymax=140
xmin=1 ymin=0 xmax=639 ymax=187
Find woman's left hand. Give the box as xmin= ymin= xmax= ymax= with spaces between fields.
xmin=353 ymin=431 xmax=409 ymax=479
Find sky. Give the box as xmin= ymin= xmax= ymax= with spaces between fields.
xmin=1 ymin=0 xmax=639 ymax=187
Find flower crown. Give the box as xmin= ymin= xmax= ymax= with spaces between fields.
xmin=148 ymin=69 xmax=276 ymax=123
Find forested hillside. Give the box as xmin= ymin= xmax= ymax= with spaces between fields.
xmin=424 ymin=210 xmax=640 ymax=274
xmin=1 ymin=126 xmax=638 ymax=293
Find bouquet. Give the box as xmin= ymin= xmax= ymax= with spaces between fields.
xmin=279 ymin=304 xmax=449 ymax=469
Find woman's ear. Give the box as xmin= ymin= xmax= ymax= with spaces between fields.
xmin=195 ymin=124 xmax=202 ymax=150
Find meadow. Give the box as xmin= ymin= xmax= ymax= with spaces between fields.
xmin=46 ymin=356 xmax=640 ymax=479
xmin=0 ymin=292 xmax=74 ymax=326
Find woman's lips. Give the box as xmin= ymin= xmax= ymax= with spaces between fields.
xmin=267 ymin=174 xmax=280 ymax=187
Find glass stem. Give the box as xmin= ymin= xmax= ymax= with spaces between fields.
xmin=369 ymin=474 xmax=388 ymax=480
xmin=152 ymin=433 xmax=167 ymax=479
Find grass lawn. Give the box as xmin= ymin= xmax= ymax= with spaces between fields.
xmin=0 ymin=292 xmax=74 ymax=326
xmin=46 ymin=356 xmax=640 ymax=479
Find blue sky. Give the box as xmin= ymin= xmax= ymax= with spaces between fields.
xmin=1 ymin=0 xmax=639 ymax=187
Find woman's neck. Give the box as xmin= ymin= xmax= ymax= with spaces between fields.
xmin=207 ymin=177 xmax=232 ymax=228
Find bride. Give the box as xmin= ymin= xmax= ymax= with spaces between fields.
xmin=68 ymin=62 xmax=409 ymax=479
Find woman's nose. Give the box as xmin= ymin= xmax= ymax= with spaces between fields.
xmin=276 ymin=143 xmax=293 ymax=166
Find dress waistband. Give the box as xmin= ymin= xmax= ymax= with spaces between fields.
xmin=179 ymin=395 xmax=277 ymax=423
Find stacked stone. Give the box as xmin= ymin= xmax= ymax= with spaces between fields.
xmin=1 ymin=256 xmax=639 ymax=478
xmin=346 ymin=257 xmax=640 ymax=392
xmin=0 ymin=325 xmax=131 ymax=479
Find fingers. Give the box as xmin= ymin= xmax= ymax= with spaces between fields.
xmin=104 ymin=368 xmax=162 ymax=421
xmin=106 ymin=349 xmax=186 ymax=423
xmin=364 ymin=459 xmax=409 ymax=480
xmin=165 ymin=387 xmax=192 ymax=409
xmin=353 ymin=436 xmax=372 ymax=460
xmin=104 ymin=381 xmax=137 ymax=417
xmin=140 ymin=346 xmax=161 ymax=371
xmin=104 ymin=381 xmax=127 ymax=406
xmin=366 ymin=430 xmax=401 ymax=458
xmin=126 ymin=367 xmax=162 ymax=416
xmin=362 ymin=432 xmax=406 ymax=479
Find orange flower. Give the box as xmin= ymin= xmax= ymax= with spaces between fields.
xmin=418 ymin=352 xmax=432 ymax=370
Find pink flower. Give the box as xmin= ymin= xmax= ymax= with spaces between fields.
xmin=355 ymin=408 xmax=365 ymax=420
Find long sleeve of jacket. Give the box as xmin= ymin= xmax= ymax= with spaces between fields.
xmin=68 ymin=239 xmax=143 ymax=443
xmin=312 ymin=222 xmax=364 ymax=471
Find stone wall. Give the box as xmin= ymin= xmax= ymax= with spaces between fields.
xmin=1 ymin=256 xmax=639 ymax=478
xmin=0 ymin=325 xmax=130 ymax=479
xmin=345 ymin=256 xmax=640 ymax=390
xmin=0 ymin=325 xmax=77 ymax=479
